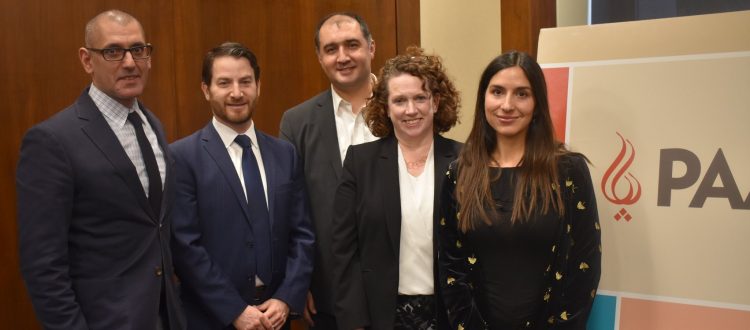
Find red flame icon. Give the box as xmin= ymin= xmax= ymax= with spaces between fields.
xmin=601 ymin=132 xmax=641 ymax=221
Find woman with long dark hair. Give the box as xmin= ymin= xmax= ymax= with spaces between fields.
xmin=439 ymin=51 xmax=601 ymax=329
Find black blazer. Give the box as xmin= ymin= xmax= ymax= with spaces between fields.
xmin=16 ymin=88 xmax=185 ymax=330
xmin=279 ymin=90 xmax=343 ymax=315
xmin=331 ymin=134 xmax=461 ymax=330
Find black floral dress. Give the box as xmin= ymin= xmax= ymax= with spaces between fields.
xmin=438 ymin=154 xmax=601 ymax=330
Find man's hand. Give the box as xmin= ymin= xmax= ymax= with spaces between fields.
xmin=258 ymin=298 xmax=290 ymax=329
xmin=233 ymin=305 xmax=272 ymax=330
xmin=302 ymin=291 xmax=317 ymax=326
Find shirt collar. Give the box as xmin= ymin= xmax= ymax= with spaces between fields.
xmin=212 ymin=117 xmax=259 ymax=149
xmin=330 ymin=86 xmax=348 ymax=116
xmin=330 ymin=73 xmax=377 ymax=116
xmin=89 ymin=83 xmax=142 ymax=128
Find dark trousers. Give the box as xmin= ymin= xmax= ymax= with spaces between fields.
xmin=309 ymin=311 xmax=338 ymax=330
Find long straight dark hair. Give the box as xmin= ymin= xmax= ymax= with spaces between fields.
xmin=456 ymin=51 xmax=567 ymax=231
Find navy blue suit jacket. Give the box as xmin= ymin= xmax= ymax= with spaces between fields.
xmin=16 ymin=89 xmax=185 ymax=330
xmin=170 ymin=123 xmax=314 ymax=329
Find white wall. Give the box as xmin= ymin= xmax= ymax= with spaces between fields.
xmin=419 ymin=0 xmax=502 ymax=142
xmin=557 ymin=0 xmax=589 ymax=26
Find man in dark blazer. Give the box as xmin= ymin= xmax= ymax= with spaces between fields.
xmin=16 ymin=10 xmax=185 ymax=330
xmin=171 ymin=42 xmax=314 ymax=330
xmin=279 ymin=13 xmax=377 ymax=329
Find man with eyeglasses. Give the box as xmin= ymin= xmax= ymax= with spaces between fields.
xmin=16 ymin=9 xmax=185 ymax=330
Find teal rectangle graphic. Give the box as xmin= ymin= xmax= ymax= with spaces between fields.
xmin=587 ymin=294 xmax=617 ymax=330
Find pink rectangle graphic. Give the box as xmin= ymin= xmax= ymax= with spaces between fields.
xmin=542 ymin=67 xmax=569 ymax=142
xmin=619 ymin=297 xmax=750 ymax=330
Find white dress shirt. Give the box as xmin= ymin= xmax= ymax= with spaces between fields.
xmin=331 ymin=87 xmax=379 ymax=164
xmin=89 ymin=84 xmax=166 ymax=196
xmin=211 ymin=117 xmax=269 ymax=207
xmin=396 ymin=142 xmax=435 ymax=295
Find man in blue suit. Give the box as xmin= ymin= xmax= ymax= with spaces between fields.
xmin=171 ymin=42 xmax=314 ymax=330
xmin=17 ymin=9 xmax=184 ymax=330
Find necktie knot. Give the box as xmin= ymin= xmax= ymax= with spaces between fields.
xmin=234 ymin=134 xmax=252 ymax=149
xmin=127 ymin=111 xmax=143 ymax=126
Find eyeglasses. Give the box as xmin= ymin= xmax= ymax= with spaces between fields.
xmin=86 ymin=44 xmax=153 ymax=61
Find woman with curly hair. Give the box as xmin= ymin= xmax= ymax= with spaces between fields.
xmin=439 ymin=51 xmax=601 ymax=329
xmin=332 ymin=47 xmax=462 ymax=330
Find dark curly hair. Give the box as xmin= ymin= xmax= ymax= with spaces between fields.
xmin=365 ymin=46 xmax=460 ymax=137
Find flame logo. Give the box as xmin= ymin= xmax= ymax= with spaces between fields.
xmin=601 ymin=132 xmax=641 ymax=221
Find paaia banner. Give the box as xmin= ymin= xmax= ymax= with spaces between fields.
xmin=538 ymin=10 xmax=750 ymax=330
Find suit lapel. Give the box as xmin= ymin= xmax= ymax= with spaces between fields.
xmin=76 ymin=91 xmax=156 ymax=222
xmin=200 ymin=124 xmax=252 ymax=223
xmin=432 ymin=135 xmax=457 ymax=223
xmin=379 ymin=136 xmax=403 ymax=255
xmin=313 ymin=91 xmax=344 ymax=180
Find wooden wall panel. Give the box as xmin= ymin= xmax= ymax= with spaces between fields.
xmin=171 ymin=0 xmax=411 ymax=138
xmin=397 ymin=0 xmax=422 ymax=52
xmin=501 ymin=0 xmax=556 ymax=58
xmin=0 ymin=0 xmax=418 ymax=328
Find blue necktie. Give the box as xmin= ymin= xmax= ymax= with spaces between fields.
xmin=234 ymin=135 xmax=272 ymax=284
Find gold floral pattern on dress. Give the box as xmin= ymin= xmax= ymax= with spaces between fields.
xmin=458 ymin=323 xmax=464 ymax=330
xmin=551 ymin=245 xmax=556 ymax=252
xmin=544 ymin=292 xmax=551 ymax=301
xmin=548 ymin=316 xmax=555 ymax=324
xmin=591 ymin=289 xmax=597 ymax=298
xmin=447 ymin=276 xmax=456 ymax=285
xmin=577 ymin=201 xmax=586 ymax=210
xmin=579 ymin=262 xmax=590 ymax=271
xmin=595 ymin=222 xmax=600 ymax=230
xmin=456 ymin=240 xmax=462 ymax=248
xmin=560 ymin=311 xmax=569 ymax=320
xmin=567 ymin=224 xmax=572 ymax=233
xmin=468 ymin=256 xmax=477 ymax=265
xmin=555 ymin=272 xmax=563 ymax=280
xmin=441 ymin=218 xmax=446 ymax=226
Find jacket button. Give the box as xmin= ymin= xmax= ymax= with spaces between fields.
xmin=155 ymin=267 xmax=163 ymax=277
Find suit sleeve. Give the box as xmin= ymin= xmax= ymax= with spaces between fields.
xmin=169 ymin=144 xmax=248 ymax=326
xmin=278 ymin=110 xmax=294 ymax=143
xmin=551 ymin=156 xmax=602 ymax=329
xmin=16 ymin=126 xmax=89 ymax=330
xmin=331 ymin=148 xmax=371 ymax=329
xmin=270 ymin=145 xmax=315 ymax=313
xmin=437 ymin=163 xmax=488 ymax=330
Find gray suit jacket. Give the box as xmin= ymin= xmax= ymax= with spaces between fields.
xmin=279 ymin=90 xmax=342 ymax=315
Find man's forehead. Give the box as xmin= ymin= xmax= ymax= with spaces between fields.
xmin=92 ymin=20 xmax=145 ymax=46
xmin=320 ymin=17 xmax=363 ymax=40
xmin=212 ymin=57 xmax=255 ymax=78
